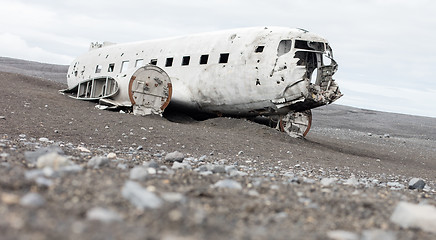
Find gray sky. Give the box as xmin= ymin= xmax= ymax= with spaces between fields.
xmin=1 ymin=0 xmax=435 ymax=118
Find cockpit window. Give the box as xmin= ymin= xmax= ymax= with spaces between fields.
xmin=277 ymin=40 xmax=292 ymax=57
xmin=294 ymin=40 xmax=325 ymax=52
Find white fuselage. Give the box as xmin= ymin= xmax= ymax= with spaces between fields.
xmin=67 ymin=27 xmax=340 ymax=116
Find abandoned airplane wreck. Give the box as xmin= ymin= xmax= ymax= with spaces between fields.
xmin=61 ymin=27 xmax=342 ymax=137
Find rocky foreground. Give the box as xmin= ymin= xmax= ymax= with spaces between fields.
xmin=0 ymin=62 xmax=436 ymax=239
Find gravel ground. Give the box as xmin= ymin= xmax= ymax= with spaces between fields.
xmin=0 ymin=59 xmax=435 ymax=240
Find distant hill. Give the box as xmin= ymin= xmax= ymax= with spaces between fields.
xmin=0 ymin=57 xmax=68 ymax=84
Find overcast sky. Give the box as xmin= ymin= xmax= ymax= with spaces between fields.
xmin=1 ymin=0 xmax=435 ymax=118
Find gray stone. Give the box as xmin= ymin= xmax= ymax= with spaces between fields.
xmin=390 ymin=201 xmax=436 ymax=234
xmin=86 ymin=207 xmax=123 ymax=223
xmin=213 ymin=179 xmax=242 ymax=190
xmin=37 ymin=152 xmax=71 ymax=170
xmin=143 ymin=160 xmax=159 ymax=169
xmin=172 ymin=162 xmax=191 ymax=170
xmin=129 ymin=166 xmax=149 ymax=181
xmin=164 ymin=151 xmax=184 ymax=163
xmin=87 ymin=156 xmax=109 ymax=169
xmin=121 ymin=181 xmax=162 ymax=210
xmin=24 ymin=145 xmax=64 ymax=164
xmin=211 ymin=165 xmax=226 ymax=174
xmin=408 ymin=178 xmax=426 ymax=190
xmin=20 ymin=192 xmax=45 ymax=207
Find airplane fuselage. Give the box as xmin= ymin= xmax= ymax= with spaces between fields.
xmin=67 ymin=27 xmax=341 ymax=117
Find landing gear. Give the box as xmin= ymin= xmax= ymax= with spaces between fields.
xmin=278 ymin=110 xmax=312 ymax=137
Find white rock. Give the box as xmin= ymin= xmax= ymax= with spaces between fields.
xmin=77 ymin=146 xmax=91 ymax=153
xmin=107 ymin=152 xmax=117 ymax=159
xmin=390 ymin=201 xmax=436 ymax=233
xmin=121 ymin=181 xmax=162 ymax=210
xmin=36 ymin=152 xmax=70 ymax=170
xmin=38 ymin=137 xmax=49 ymax=142
xmin=20 ymin=193 xmax=45 ymax=207
xmin=164 ymin=151 xmax=184 ymax=163
xmin=213 ymin=179 xmax=242 ymax=190
xmin=327 ymin=230 xmax=359 ymax=240
xmin=321 ymin=177 xmax=337 ymax=187
xmin=86 ymin=207 xmax=122 ymax=223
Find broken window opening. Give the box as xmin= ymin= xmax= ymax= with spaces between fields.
xmin=255 ymin=46 xmax=265 ymax=53
xmin=200 ymin=54 xmax=209 ymax=65
xmin=108 ymin=63 xmax=115 ymax=72
xmin=294 ymin=51 xmax=318 ymax=82
xmin=95 ymin=65 xmax=102 ymax=73
xmin=277 ymin=40 xmax=292 ymax=57
xmin=165 ymin=58 xmax=173 ymax=67
xmin=294 ymin=40 xmax=325 ymax=52
xmin=150 ymin=59 xmax=158 ymax=65
xmin=219 ymin=53 xmax=229 ymax=64
xmin=121 ymin=61 xmax=129 ymax=73
xmin=135 ymin=59 xmax=144 ymax=67
xmin=182 ymin=56 xmax=190 ymax=66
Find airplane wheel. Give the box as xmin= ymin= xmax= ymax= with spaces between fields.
xmin=279 ymin=110 xmax=312 ymax=137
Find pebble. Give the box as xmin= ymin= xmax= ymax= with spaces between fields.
xmin=38 ymin=137 xmax=50 ymax=142
xmin=36 ymin=152 xmax=71 ymax=170
xmin=77 ymin=146 xmax=91 ymax=153
xmin=408 ymin=178 xmax=426 ymax=190
xmin=121 ymin=181 xmax=162 ymax=210
xmin=107 ymin=152 xmax=117 ymax=159
xmin=129 ymin=167 xmax=149 ymax=181
xmin=164 ymin=151 xmax=185 ymax=163
xmin=87 ymin=156 xmax=109 ymax=169
xmin=0 ymin=116 xmax=5 ymax=120
xmin=213 ymin=179 xmax=242 ymax=190
xmin=86 ymin=207 xmax=122 ymax=223
xmin=390 ymin=201 xmax=436 ymax=234
xmin=20 ymin=193 xmax=45 ymax=207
